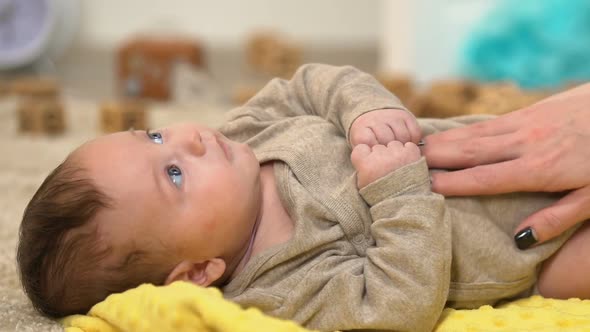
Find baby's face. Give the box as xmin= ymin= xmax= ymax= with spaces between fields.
xmin=72 ymin=122 xmax=262 ymax=266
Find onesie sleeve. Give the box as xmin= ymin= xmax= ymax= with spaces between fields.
xmin=221 ymin=63 xmax=408 ymax=143
xmin=282 ymin=158 xmax=452 ymax=332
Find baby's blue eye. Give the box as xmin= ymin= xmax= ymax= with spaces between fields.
xmin=167 ymin=165 xmax=183 ymax=188
xmin=147 ymin=130 xmax=163 ymax=144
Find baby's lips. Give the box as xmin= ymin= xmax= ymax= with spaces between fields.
xmin=202 ymin=131 xmax=232 ymax=161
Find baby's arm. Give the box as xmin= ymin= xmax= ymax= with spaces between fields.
xmin=280 ymin=157 xmax=450 ymax=332
xmin=222 ymin=64 xmax=409 ymax=142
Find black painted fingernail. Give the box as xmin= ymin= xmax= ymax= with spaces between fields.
xmin=514 ymin=227 xmax=537 ymax=250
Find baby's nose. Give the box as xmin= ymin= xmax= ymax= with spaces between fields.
xmin=181 ymin=130 xmax=206 ymax=156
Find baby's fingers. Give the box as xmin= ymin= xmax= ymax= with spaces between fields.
xmin=405 ymin=118 xmax=422 ymax=144
xmin=388 ymin=141 xmax=421 ymax=164
xmin=372 ymin=124 xmax=396 ymax=145
xmin=387 ymin=121 xmax=411 ymax=143
xmin=351 ymin=144 xmax=371 ymax=169
xmin=402 ymin=141 xmax=421 ymax=157
xmin=350 ymin=127 xmax=378 ymax=147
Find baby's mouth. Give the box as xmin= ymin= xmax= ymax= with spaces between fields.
xmin=215 ymin=134 xmax=232 ymax=161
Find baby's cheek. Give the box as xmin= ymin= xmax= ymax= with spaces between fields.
xmin=203 ymin=218 xmax=217 ymax=232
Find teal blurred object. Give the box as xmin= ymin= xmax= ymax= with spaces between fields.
xmin=460 ymin=0 xmax=590 ymax=89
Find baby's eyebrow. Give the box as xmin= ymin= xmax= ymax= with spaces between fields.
xmin=125 ymin=128 xmax=168 ymax=198
xmin=126 ymin=128 xmax=146 ymax=141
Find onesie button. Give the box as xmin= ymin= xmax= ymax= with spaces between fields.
xmin=352 ymin=234 xmax=365 ymax=245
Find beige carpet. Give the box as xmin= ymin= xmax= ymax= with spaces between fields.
xmin=0 ymin=96 xmax=228 ymax=332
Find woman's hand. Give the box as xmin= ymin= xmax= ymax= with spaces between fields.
xmin=422 ymin=83 xmax=590 ymax=249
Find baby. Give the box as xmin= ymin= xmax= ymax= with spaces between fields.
xmin=18 ymin=64 xmax=590 ymax=331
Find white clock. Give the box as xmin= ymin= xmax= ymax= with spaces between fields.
xmin=0 ymin=0 xmax=79 ymax=70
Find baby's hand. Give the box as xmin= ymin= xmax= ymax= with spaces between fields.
xmin=350 ymin=109 xmax=421 ymax=147
xmin=351 ymin=141 xmax=421 ymax=189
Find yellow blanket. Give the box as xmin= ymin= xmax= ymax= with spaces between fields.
xmin=62 ymin=282 xmax=590 ymax=332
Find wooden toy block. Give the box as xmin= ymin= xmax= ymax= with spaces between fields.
xmin=100 ymin=100 xmax=147 ymax=133
xmin=420 ymin=81 xmax=477 ymax=118
xmin=117 ymin=36 xmax=205 ymax=100
xmin=246 ymin=32 xmax=302 ymax=79
xmin=404 ymin=94 xmax=428 ymax=117
xmin=263 ymin=44 xmax=301 ymax=79
xmin=247 ymin=33 xmax=277 ymax=69
xmin=11 ymin=77 xmax=59 ymax=99
xmin=467 ymin=83 xmax=547 ymax=115
xmin=376 ymin=74 xmax=414 ymax=106
xmin=232 ymin=85 xmax=261 ymax=105
xmin=0 ymin=80 xmax=9 ymax=98
xmin=17 ymin=97 xmax=65 ymax=135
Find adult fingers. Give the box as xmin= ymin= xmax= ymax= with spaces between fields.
xmin=350 ymin=127 xmax=378 ymax=147
xmin=423 ymin=133 xmax=520 ymax=169
xmin=425 ymin=112 xmax=522 ymax=143
xmin=430 ymin=159 xmax=533 ymax=196
xmin=514 ymin=186 xmax=590 ymax=248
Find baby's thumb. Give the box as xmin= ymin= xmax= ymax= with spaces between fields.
xmin=350 ymin=144 xmax=371 ymax=169
xmin=514 ymin=186 xmax=590 ymax=250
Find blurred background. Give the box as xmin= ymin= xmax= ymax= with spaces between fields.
xmin=1 ymin=0 xmax=590 ymax=136
xmin=3 ymin=3 xmax=590 ymax=331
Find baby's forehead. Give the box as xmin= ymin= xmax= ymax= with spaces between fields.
xmin=71 ymin=132 xmax=146 ymax=187
xmin=71 ymin=132 xmax=135 ymax=163
xmin=70 ymin=133 xmax=111 ymax=156
xmin=78 ymin=131 xmax=130 ymax=151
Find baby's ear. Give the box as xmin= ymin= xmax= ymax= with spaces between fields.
xmin=165 ymin=258 xmax=226 ymax=287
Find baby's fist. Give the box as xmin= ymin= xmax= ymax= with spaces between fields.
xmin=351 ymin=141 xmax=421 ymax=189
xmin=350 ymin=109 xmax=421 ymax=147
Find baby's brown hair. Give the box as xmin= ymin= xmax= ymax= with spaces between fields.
xmin=17 ymin=158 xmax=172 ymax=317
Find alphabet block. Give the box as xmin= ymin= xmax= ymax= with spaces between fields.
xmin=100 ymin=100 xmax=147 ymax=133
xmin=246 ymin=32 xmax=302 ymax=79
xmin=17 ymin=97 xmax=65 ymax=135
xmin=117 ymin=37 xmax=205 ymax=100
xmin=11 ymin=78 xmax=59 ymax=99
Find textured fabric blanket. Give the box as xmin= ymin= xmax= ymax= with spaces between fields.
xmin=61 ymin=281 xmax=590 ymax=332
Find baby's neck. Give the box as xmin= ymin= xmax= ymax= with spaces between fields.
xmin=230 ymin=162 xmax=294 ymax=279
